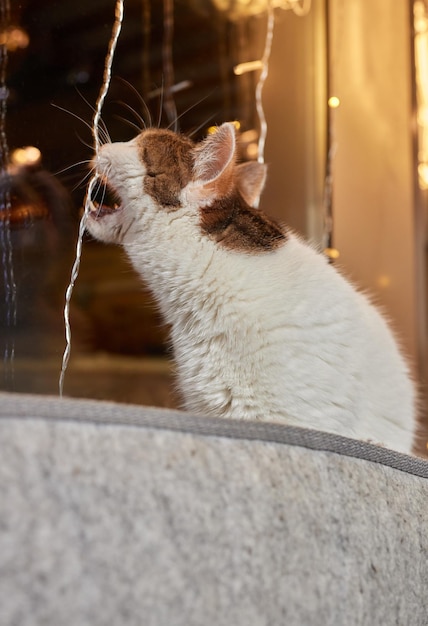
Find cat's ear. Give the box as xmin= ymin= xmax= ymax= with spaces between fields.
xmin=235 ymin=161 xmax=267 ymax=207
xmin=193 ymin=122 xmax=236 ymax=192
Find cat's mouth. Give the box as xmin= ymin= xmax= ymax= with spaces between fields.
xmin=88 ymin=182 xmax=122 ymax=218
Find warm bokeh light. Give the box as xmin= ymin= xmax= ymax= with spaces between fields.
xmin=234 ymin=60 xmax=263 ymax=75
xmin=414 ymin=1 xmax=428 ymax=189
xmin=328 ymin=96 xmax=340 ymax=108
xmin=11 ymin=146 xmax=42 ymax=167
xmin=0 ymin=27 xmax=29 ymax=52
xmin=324 ymin=247 xmax=340 ymax=260
xmin=208 ymin=121 xmax=241 ymax=134
xmin=418 ymin=163 xmax=428 ymax=189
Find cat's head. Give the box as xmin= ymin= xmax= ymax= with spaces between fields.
xmin=86 ymin=122 xmax=283 ymax=252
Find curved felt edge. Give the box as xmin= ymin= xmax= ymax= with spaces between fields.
xmin=0 ymin=391 xmax=427 ymax=479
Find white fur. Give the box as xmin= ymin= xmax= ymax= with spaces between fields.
xmin=86 ymin=128 xmax=416 ymax=454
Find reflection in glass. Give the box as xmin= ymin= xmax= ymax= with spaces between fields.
xmin=1 ymin=0 xmax=324 ymax=405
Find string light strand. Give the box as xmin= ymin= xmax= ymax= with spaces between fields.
xmin=255 ymin=2 xmax=275 ymax=167
xmin=289 ymin=0 xmax=311 ymax=17
xmin=162 ymin=0 xmax=178 ymax=130
xmin=0 ymin=0 xmax=16 ymax=381
xmin=233 ymin=1 xmax=311 ymax=170
xmin=59 ymin=0 xmax=124 ymax=396
xmin=93 ymin=0 xmax=124 ymax=154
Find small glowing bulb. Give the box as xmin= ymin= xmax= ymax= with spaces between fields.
xmin=328 ymin=96 xmax=340 ymax=108
xmin=11 ymin=146 xmax=41 ymax=166
xmin=11 ymin=148 xmax=26 ymax=165
xmin=0 ymin=26 xmax=30 ymax=51
xmin=24 ymin=146 xmax=42 ymax=165
xmin=246 ymin=142 xmax=259 ymax=159
xmin=324 ymin=247 xmax=340 ymax=260
xmin=417 ymin=106 xmax=428 ymax=126
xmin=234 ymin=60 xmax=263 ymax=75
xmin=208 ymin=121 xmax=240 ymax=135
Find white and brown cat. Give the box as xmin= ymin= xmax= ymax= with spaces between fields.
xmin=86 ymin=122 xmax=416 ymax=454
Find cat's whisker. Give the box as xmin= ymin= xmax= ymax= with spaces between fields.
xmin=97 ymin=124 xmax=112 ymax=146
xmin=114 ymin=100 xmax=146 ymax=129
xmin=74 ymin=86 xmax=112 ymax=145
xmin=114 ymin=115 xmax=144 ymax=135
xmin=91 ymin=163 xmax=113 ymax=199
xmin=156 ymin=79 xmax=164 ymax=129
xmin=51 ymin=103 xmax=93 ymax=135
xmin=72 ymin=167 xmax=97 ymax=193
xmin=93 ymin=120 xmax=112 ymax=147
xmin=76 ymin=133 xmax=98 ymax=152
xmin=100 ymin=112 xmax=113 ymax=142
xmin=188 ymin=113 xmax=218 ymax=139
xmin=114 ymin=76 xmax=153 ymax=128
xmin=54 ymin=159 xmax=92 ymax=177
xmin=52 ymin=102 xmax=111 ymax=148
xmin=166 ymin=91 xmax=215 ymax=133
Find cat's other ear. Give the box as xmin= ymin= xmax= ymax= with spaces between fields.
xmin=193 ymin=122 xmax=236 ymax=194
xmin=235 ymin=161 xmax=267 ymax=207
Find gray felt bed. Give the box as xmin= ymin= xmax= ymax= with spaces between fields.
xmin=0 ymin=392 xmax=427 ymax=626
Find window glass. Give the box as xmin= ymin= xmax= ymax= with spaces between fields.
xmin=1 ymin=0 xmax=325 ymax=404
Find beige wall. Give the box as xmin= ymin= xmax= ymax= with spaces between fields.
xmin=329 ymin=0 xmax=425 ymax=376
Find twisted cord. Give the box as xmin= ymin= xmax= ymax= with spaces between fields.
xmin=60 ymin=0 xmax=124 ymax=396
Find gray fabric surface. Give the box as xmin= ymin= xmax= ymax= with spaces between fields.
xmin=1 ymin=392 xmax=427 ymax=478
xmin=1 ymin=393 xmax=428 ymax=626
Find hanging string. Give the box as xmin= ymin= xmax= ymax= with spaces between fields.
xmin=59 ymin=0 xmax=124 ymax=396
xmin=216 ymin=0 xmax=311 ymax=20
xmin=323 ymin=0 xmax=343 ymax=261
xmin=162 ymin=0 xmax=177 ymax=130
xmin=142 ymin=0 xmax=151 ymax=98
xmin=0 ymin=0 xmax=16 ymax=383
xmin=232 ymin=3 xmax=275 ymax=207
xmin=255 ymin=2 xmax=275 ymax=166
xmin=233 ymin=0 xmax=312 ymax=169
xmin=93 ymin=0 xmax=124 ymax=155
xmin=288 ymin=0 xmax=311 ymax=17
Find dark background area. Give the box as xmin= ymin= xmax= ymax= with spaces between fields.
xmin=8 ymin=0 xmax=263 ymax=186
xmin=0 ymin=0 xmax=268 ymax=397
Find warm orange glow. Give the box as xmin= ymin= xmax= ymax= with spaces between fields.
xmin=414 ymin=1 xmax=428 ymax=189
xmin=212 ymin=0 xmax=311 ymax=19
xmin=418 ymin=163 xmax=428 ymax=189
xmin=324 ymin=247 xmax=340 ymax=260
xmin=328 ymin=96 xmax=340 ymax=108
xmin=377 ymin=275 xmax=391 ymax=289
xmin=234 ymin=60 xmax=263 ymax=76
xmin=11 ymin=146 xmax=41 ymax=167
xmin=208 ymin=121 xmax=241 ymax=135
xmin=246 ymin=142 xmax=259 ymax=159
xmin=0 ymin=27 xmax=29 ymax=51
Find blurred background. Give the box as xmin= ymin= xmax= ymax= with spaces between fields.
xmin=1 ymin=0 xmax=427 ymax=455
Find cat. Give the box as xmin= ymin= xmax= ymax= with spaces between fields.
xmin=85 ymin=121 xmax=416 ymax=454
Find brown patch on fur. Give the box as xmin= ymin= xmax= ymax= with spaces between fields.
xmin=200 ymin=191 xmax=287 ymax=252
xmin=137 ymin=129 xmax=194 ymax=208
